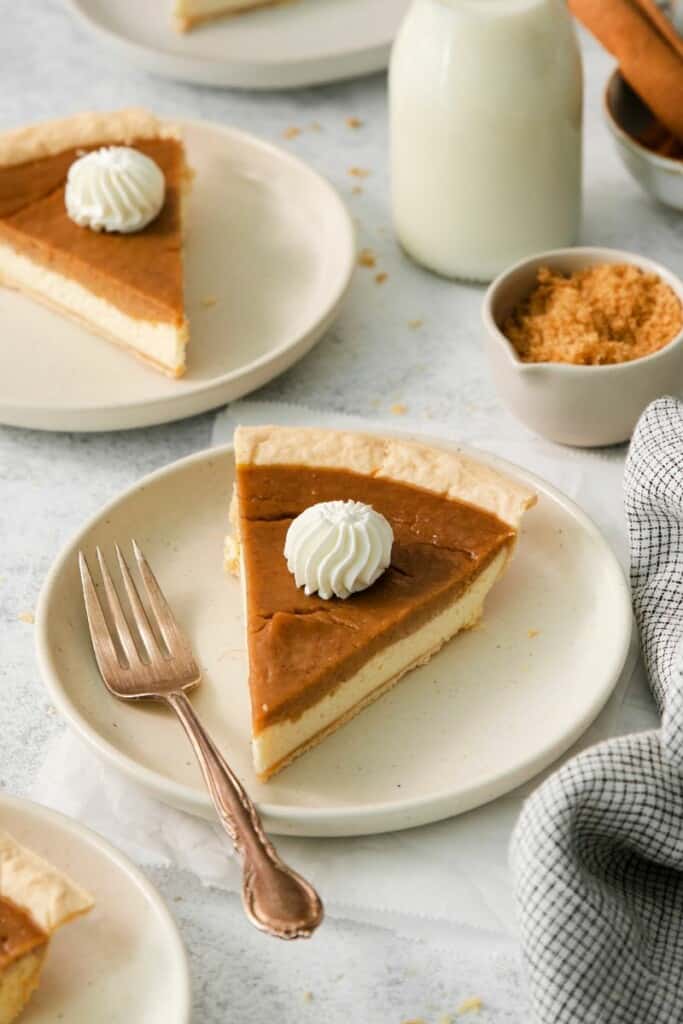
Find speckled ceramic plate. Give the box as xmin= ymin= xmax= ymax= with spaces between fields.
xmin=36 ymin=437 xmax=632 ymax=837
xmin=65 ymin=0 xmax=411 ymax=90
xmin=0 ymin=793 xmax=190 ymax=1023
xmin=0 ymin=117 xmax=354 ymax=432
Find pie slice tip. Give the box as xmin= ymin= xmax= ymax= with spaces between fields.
xmin=230 ymin=425 xmax=537 ymax=781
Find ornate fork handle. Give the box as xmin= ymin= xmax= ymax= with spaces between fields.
xmin=165 ymin=691 xmax=323 ymax=940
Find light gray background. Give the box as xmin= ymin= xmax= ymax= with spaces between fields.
xmin=1 ymin=3 xmax=681 ymax=1021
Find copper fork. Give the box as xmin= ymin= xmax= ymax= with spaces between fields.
xmin=78 ymin=540 xmax=323 ymax=941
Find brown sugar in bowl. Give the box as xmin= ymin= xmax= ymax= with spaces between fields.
xmin=482 ymin=247 xmax=683 ymax=447
xmin=503 ymin=263 xmax=682 ymax=367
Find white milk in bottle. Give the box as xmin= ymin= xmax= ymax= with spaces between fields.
xmin=390 ymin=0 xmax=583 ymax=282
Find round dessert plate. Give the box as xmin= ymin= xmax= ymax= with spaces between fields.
xmin=65 ymin=0 xmax=411 ymax=90
xmin=36 ymin=439 xmax=632 ymax=838
xmin=0 ymin=793 xmax=190 ymax=1023
xmin=0 ymin=118 xmax=354 ymax=432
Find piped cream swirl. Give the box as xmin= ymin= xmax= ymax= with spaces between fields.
xmin=284 ymin=500 xmax=394 ymax=601
xmin=65 ymin=146 xmax=165 ymax=233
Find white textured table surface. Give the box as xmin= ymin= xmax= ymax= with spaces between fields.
xmin=1 ymin=5 xmax=681 ymax=1022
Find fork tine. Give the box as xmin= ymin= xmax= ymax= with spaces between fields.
xmin=115 ymin=544 xmax=162 ymax=663
xmin=96 ymin=547 xmax=141 ymax=668
xmin=132 ymin=539 xmax=194 ymax=660
xmin=79 ymin=552 xmax=123 ymax=677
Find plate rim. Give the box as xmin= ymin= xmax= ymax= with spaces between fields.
xmin=35 ymin=435 xmax=633 ymax=836
xmin=0 ymin=791 xmax=192 ymax=1023
xmin=0 ymin=116 xmax=355 ymax=430
xmin=64 ymin=0 xmax=400 ymax=89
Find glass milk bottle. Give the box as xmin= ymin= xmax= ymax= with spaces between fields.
xmin=390 ymin=0 xmax=583 ymax=282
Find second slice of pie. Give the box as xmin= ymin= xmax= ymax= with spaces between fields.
xmin=0 ymin=109 xmax=190 ymax=377
xmin=228 ymin=426 xmax=537 ymax=780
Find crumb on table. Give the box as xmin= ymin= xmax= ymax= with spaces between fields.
xmin=358 ymin=248 xmax=377 ymax=268
xmin=349 ymin=166 xmax=371 ymax=178
xmin=201 ymin=295 xmax=217 ymax=308
xmin=352 ymin=185 xmax=364 ymax=195
xmin=303 ymin=991 xmax=314 ymax=1003
xmin=345 ymin=116 xmax=364 ymax=129
xmin=457 ymin=996 xmax=483 ymax=1014
xmin=282 ymin=126 xmax=301 ymax=140
xmin=408 ymin=318 xmax=423 ymax=329
xmin=18 ymin=611 xmax=34 ymax=624
xmin=375 ymin=272 xmax=388 ymax=285
xmin=528 ymin=629 xmax=540 ymax=639
xmin=390 ymin=403 xmax=407 ymax=415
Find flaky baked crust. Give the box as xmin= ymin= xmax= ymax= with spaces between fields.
xmin=234 ymin=425 xmax=537 ymax=530
xmin=0 ymin=946 xmax=48 ymax=1024
xmin=174 ymin=0 xmax=289 ymax=31
xmin=0 ymin=108 xmax=181 ymax=169
xmin=0 ymin=831 xmax=93 ymax=935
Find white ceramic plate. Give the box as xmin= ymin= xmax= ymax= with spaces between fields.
xmin=0 ymin=118 xmax=354 ymax=432
xmin=36 ymin=438 xmax=632 ymax=837
xmin=0 ymin=793 xmax=190 ymax=1023
xmin=66 ymin=0 xmax=410 ymax=89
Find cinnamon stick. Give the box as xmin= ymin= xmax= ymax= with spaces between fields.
xmin=569 ymin=0 xmax=683 ymax=140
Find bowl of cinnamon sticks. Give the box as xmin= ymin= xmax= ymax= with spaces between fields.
xmin=569 ymin=0 xmax=683 ymax=209
xmin=604 ymin=69 xmax=683 ymax=210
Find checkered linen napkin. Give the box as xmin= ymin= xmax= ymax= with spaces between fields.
xmin=512 ymin=397 xmax=683 ymax=1023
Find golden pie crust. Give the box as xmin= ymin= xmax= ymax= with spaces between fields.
xmin=174 ymin=0 xmax=291 ymax=31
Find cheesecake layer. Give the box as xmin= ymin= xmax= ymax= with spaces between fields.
xmin=253 ymin=547 xmax=507 ymax=778
xmin=237 ymin=463 xmax=515 ymax=733
xmin=0 ymin=241 xmax=188 ymax=376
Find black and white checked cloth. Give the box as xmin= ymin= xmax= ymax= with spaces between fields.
xmin=511 ymin=397 xmax=683 ymax=1023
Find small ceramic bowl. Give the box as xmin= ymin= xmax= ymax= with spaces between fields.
xmin=482 ymin=247 xmax=683 ymax=448
xmin=604 ymin=69 xmax=683 ymax=211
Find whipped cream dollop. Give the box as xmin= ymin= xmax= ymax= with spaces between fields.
xmin=284 ymin=500 xmax=394 ymax=601
xmin=65 ymin=146 xmax=165 ymax=233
